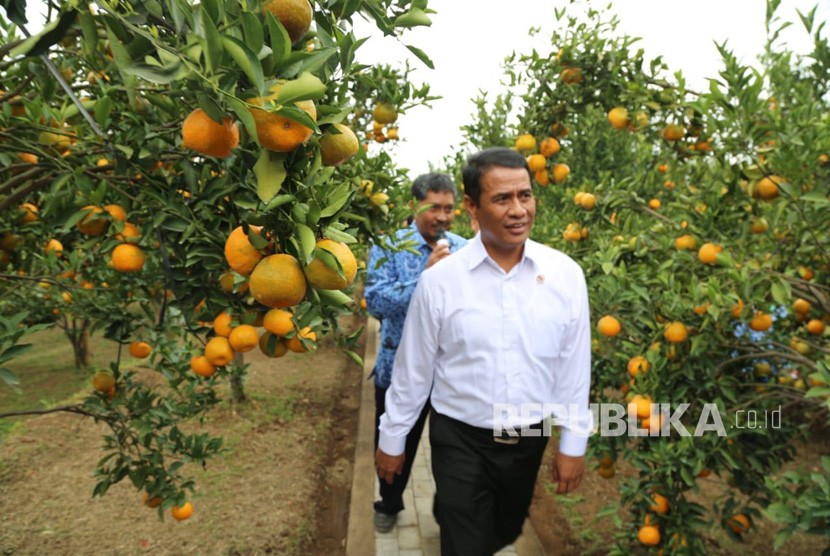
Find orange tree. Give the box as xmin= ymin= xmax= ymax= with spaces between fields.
xmin=0 ymin=0 xmax=433 ymax=518
xmin=447 ymin=2 xmax=829 ymax=552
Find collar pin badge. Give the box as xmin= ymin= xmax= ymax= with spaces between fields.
xmin=536 ymin=274 xmax=545 ymax=284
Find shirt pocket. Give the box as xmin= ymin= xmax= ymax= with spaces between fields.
xmin=528 ymin=318 xmax=568 ymax=360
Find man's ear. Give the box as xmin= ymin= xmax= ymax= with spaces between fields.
xmin=463 ymin=194 xmax=476 ymax=218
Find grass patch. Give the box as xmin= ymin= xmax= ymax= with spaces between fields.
xmin=0 ymin=327 xmax=120 ymax=441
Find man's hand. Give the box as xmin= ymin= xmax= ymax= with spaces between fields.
xmin=375 ymin=448 xmax=405 ymax=485
xmin=551 ymin=452 xmax=585 ymax=494
xmin=425 ymin=242 xmax=450 ymax=268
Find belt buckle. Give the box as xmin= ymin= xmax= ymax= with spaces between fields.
xmin=493 ymin=435 xmax=519 ymax=445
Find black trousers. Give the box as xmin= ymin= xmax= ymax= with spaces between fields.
xmin=429 ymin=412 xmax=549 ymax=556
xmin=373 ymin=384 xmax=431 ymax=515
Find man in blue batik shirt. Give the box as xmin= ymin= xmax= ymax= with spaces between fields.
xmin=365 ymin=173 xmax=467 ymax=532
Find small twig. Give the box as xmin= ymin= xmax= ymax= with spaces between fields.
xmin=0 ymin=404 xmax=99 ymax=420
xmin=0 ymin=174 xmax=56 ymax=212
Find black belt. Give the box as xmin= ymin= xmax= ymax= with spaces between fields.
xmin=435 ymin=413 xmax=546 ymax=445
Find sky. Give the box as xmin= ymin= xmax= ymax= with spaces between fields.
xmin=353 ymin=0 xmax=829 ymax=176
xmin=21 ymin=0 xmax=829 ymax=177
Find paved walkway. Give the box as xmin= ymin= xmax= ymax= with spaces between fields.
xmin=346 ymin=318 xmax=545 ymax=556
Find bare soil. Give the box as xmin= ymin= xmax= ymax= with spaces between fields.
xmin=0 ymin=323 xmax=364 ymax=556
xmin=529 ymin=437 xmax=829 ymax=555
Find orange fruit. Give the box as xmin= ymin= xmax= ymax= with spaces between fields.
xmin=627 ymin=355 xmax=650 ymax=378
xmin=171 ymin=502 xmax=194 ymax=521
xmin=262 ymin=0 xmax=312 ymax=43
xmin=749 ymin=311 xmax=773 ymax=332
xmin=597 ymin=315 xmax=621 ymax=337
xmin=698 ymin=242 xmax=722 ymax=264
xmin=287 ymin=326 xmax=316 ymax=353
xmin=637 ymin=524 xmax=661 ymax=546
xmin=114 ymin=222 xmax=141 ymax=241
xmin=213 ymin=312 xmax=233 ymax=337
xmin=19 ymin=202 xmax=39 ymax=223
xmin=204 ymin=336 xmax=235 ymax=366
xmin=514 ymin=133 xmax=536 ymax=153
xmin=693 ymin=302 xmax=710 ymax=316
xmin=674 ymin=234 xmax=697 ymax=250
xmin=19 ymin=152 xmax=39 ymax=164
xmin=579 ymin=193 xmax=597 ymax=210
xmin=190 ymin=355 xmax=217 ymax=378
xmin=111 ymin=243 xmax=145 ymax=272
xmin=228 ymin=324 xmax=259 ymax=353
xmin=372 ymin=102 xmax=398 ymax=124
xmin=560 ymin=67 xmax=583 ymax=84
xmin=303 ymin=239 xmax=357 ymax=290
xmin=753 ymin=175 xmax=782 ymax=200
xmin=45 ymin=239 xmax=64 ymax=257
xmin=648 ymin=198 xmax=661 ymax=210
xmin=661 ymin=123 xmax=685 ymax=141
xmin=534 ymin=169 xmax=550 ymax=186
xmin=129 ymin=341 xmax=152 ymax=359
xmin=597 ymin=465 xmax=615 ymax=479
xmin=104 ymin=204 xmax=127 ymax=222
xmin=76 ymin=205 xmax=108 ymax=235
xmin=552 ymin=163 xmax=570 ymax=184
xmin=806 ymin=319 xmax=825 ymax=335
xmin=249 ymin=254 xmax=308 ymax=308
xmin=248 ymin=84 xmax=317 ymax=152
xmin=263 ymin=308 xmax=295 ymax=336
xmin=181 ymin=108 xmax=240 ymax=158
xmin=526 ymin=153 xmax=546 ymax=172
xmin=650 ymin=493 xmax=669 ymax=514
xmin=792 ymin=298 xmax=811 ymax=314
xmin=219 ymin=271 xmax=236 ymax=293
xmin=91 ymin=371 xmax=115 ymax=393
xmin=628 ymin=394 xmax=653 ymax=419
xmin=224 ymin=225 xmax=264 ymax=277
xmin=749 ymin=217 xmax=769 ymax=234
xmin=142 ymin=492 xmax=163 ymax=508
xmin=259 ymin=332 xmax=289 ymax=358
xmin=657 ymin=163 xmax=668 ymax=173
xmin=664 ymin=321 xmax=688 ymax=343
xmin=607 ymin=106 xmax=629 ymax=129
xmin=730 ymin=299 xmax=745 ymax=319
xmin=320 ymin=123 xmax=359 ymax=166
xmin=539 ymin=137 xmax=561 ymax=157
xmin=798 ymin=265 xmax=814 ymax=280
xmin=726 ymin=513 xmax=750 ymax=535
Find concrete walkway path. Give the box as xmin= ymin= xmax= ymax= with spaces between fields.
xmin=346 ymin=318 xmax=546 ymax=556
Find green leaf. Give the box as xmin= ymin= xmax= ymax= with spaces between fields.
xmin=404 ymin=44 xmax=435 ymax=69
xmin=201 ymin=0 xmax=221 ymax=24
xmin=226 ymin=97 xmax=258 ymax=141
xmin=196 ymin=92 xmax=225 ymax=124
xmin=319 ymin=187 xmax=353 ymax=218
xmin=324 ymin=227 xmax=357 ymax=243
xmin=253 ymin=151 xmax=287 ymax=204
xmin=124 ymin=62 xmax=187 ymax=84
xmin=265 ymin=194 xmax=296 ymax=211
xmin=266 ymin=13 xmax=291 ymax=66
xmin=345 ymin=350 xmax=364 ymax=367
xmin=771 ymin=278 xmax=791 ymax=306
xmin=78 ymin=10 xmax=98 ymax=55
xmin=241 ymin=12 xmax=264 ymax=55
xmin=200 ymin=6 xmax=224 ymax=73
xmin=317 ymin=289 xmax=353 ymax=306
xmin=0 ymin=343 xmax=31 ymax=365
xmin=393 ymin=8 xmax=432 ymax=28
xmin=296 ymin=224 xmax=317 ymax=264
xmin=801 ymin=190 xmax=829 ymax=204
xmin=10 ymin=8 xmax=78 ymax=58
xmin=275 ymin=72 xmax=327 ymax=103
xmin=765 ymin=502 xmax=796 ymax=524
xmin=222 ymin=35 xmax=264 ymax=93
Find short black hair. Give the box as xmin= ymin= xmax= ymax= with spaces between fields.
xmin=411 ymin=173 xmax=457 ymax=201
xmin=462 ymin=147 xmax=531 ymax=205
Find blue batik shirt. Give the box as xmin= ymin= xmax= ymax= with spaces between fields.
xmin=365 ymin=221 xmax=468 ymax=388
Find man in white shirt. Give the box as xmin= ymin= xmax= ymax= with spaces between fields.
xmin=375 ymin=147 xmax=592 ymax=555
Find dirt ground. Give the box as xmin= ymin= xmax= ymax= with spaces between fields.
xmin=529 ymin=436 xmax=830 ymax=555
xmin=0 ymin=325 xmax=364 ymax=556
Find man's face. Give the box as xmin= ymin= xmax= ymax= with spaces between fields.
xmin=413 ymin=190 xmax=456 ymax=243
xmin=464 ymin=166 xmax=535 ymax=252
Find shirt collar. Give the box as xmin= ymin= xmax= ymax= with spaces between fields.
xmin=466 ymin=233 xmax=541 ymax=273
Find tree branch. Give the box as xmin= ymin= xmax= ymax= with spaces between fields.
xmin=0 ymin=404 xmax=101 ymax=420
xmin=0 ymin=174 xmax=55 ymax=212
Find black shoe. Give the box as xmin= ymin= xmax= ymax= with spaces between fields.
xmin=374 ymin=510 xmax=397 ymax=533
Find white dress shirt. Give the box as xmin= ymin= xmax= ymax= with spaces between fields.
xmin=379 ymin=234 xmax=593 ymax=457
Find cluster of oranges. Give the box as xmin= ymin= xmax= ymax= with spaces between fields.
xmin=366 ymin=102 xmax=399 ymax=144
xmin=514 ymin=132 xmax=569 ymax=187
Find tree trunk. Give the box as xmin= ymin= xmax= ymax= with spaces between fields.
xmin=230 ymin=352 xmax=247 ymax=403
xmin=66 ymin=320 xmax=91 ymax=369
